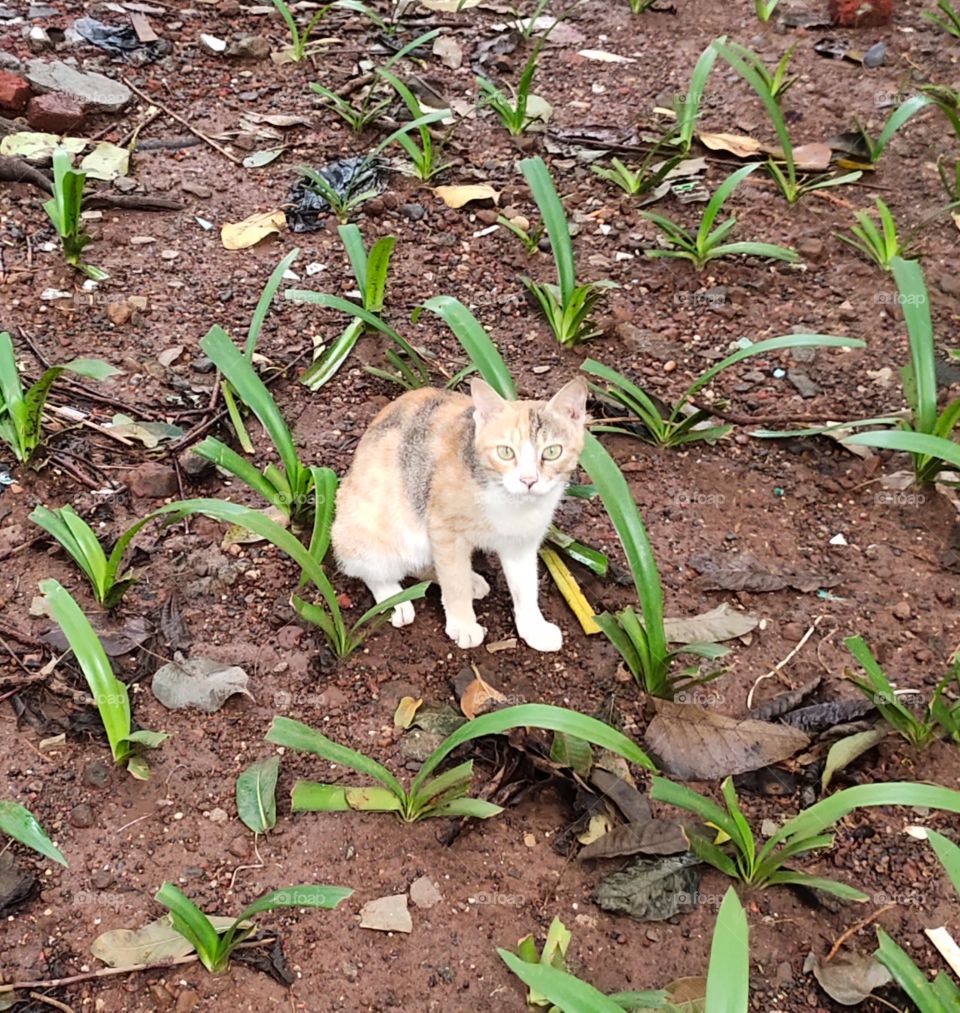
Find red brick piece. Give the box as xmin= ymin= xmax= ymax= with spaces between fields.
xmin=27 ymin=91 xmax=85 ymax=133
xmin=0 ymin=70 xmax=30 ymax=113
xmin=828 ymin=0 xmax=893 ymax=27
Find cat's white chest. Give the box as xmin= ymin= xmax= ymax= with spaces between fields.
xmin=477 ymin=485 xmax=561 ymax=550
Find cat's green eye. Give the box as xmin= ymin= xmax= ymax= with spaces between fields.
xmin=542 ymin=444 xmax=562 ymax=461
xmin=496 ymin=445 xmax=515 ymax=460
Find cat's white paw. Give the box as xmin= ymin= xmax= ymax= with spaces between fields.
xmin=519 ymin=619 xmax=563 ymax=652
xmin=391 ymin=601 xmax=416 ymax=628
xmin=471 ymin=572 xmax=491 ymax=600
xmin=446 ymin=619 xmax=486 ymax=649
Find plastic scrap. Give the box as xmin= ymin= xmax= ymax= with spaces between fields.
xmin=74 ymin=17 xmax=171 ymax=65
xmin=285 ymin=155 xmax=385 ymax=233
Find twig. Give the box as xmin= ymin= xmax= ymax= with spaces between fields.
xmin=228 ymin=837 xmax=264 ymax=892
xmin=0 ymin=937 xmax=278 ymax=994
xmin=29 ymin=992 xmax=77 ymax=1013
xmin=121 ymin=77 xmax=243 ymax=165
xmin=825 ymin=902 xmax=897 ymax=962
xmin=746 ymin=615 xmax=825 ymax=710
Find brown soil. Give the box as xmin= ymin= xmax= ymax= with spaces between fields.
xmin=2 ymin=0 xmax=960 ymax=1011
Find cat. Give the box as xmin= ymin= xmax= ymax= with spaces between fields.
xmin=331 ymin=377 xmax=587 ymax=652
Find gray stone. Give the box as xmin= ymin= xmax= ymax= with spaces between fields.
xmin=25 ymin=58 xmax=132 ymax=111
xmin=400 ymin=203 xmax=425 ymax=222
xmin=0 ymin=49 xmax=22 ymax=69
xmin=787 ymin=369 xmax=820 ymax=398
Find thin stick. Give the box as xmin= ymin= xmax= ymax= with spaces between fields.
xmin=0 ymin=938 xmax=278 ymax=994
xmin=825 ymin=902 xmax=897 ymax=962
xmin=29 ymin=992 xmax=76 ymax=1013
xmin=121 ymin=78 xmax=243 ymax=165
xmin=746 ymin=615 xmax=824 ymax=710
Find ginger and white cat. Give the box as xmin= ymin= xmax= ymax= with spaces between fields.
xmin=331 ymin=378 xmax=587 ymax=652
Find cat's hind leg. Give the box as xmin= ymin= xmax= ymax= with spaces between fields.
xmin=339 ymin=558 xmax=416 ymax=627
xmin=413 ymin=565 xmax=489 ymax=601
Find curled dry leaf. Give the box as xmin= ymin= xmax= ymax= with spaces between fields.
xmin=663 ymin=602 xmax=758 ymax=645
xmin=459 ymin=668 xmax=506 ymax=720
xmin=433 ymin=183 xmax=499 ymax=209
xmin=644 ymin=700 xmax=811 ymax=780
xmin=221 ymin=209 xmax=286 ymax=250
xmin=791 ymin=142 xmax=834 ymax=171
xmin=697 ymin=131 xmax=767 ymax=158
xmin=579 ymin=820 xmax=689 ymax=861
xmin=821 ymin=726 xmax=888 ymax=790
xmin=393 ymin=696 xmax=423 ymax=729
xmin=804 ymin=951 xmax=892 ymax=1005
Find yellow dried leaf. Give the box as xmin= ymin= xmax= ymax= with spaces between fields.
xmin=433 ymin=183 xmax=499 ymax=209
xmin=460 ymin=665 xmax=506 ymax=720
xmin=791 ymin=142 xmax=833 ymax=171
xmin=221 ymin=209 xmax=286 ymax=250
xmin=697 ymin=131 xmax=766 ymax=158
xmin=393 ymin=696 xmax=423 ymax=729
xmin=539 ymin=547 xmax=600 ymax=634
xmin=576 ymin=813 xmax=612 ymax=845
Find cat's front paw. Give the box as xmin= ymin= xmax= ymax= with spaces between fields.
xmin=519 ymin=619 xmax=563 ymax=652
xmin=446 ymin=619 xmax=486 ymax=649
xmin=470 ymin=572 xmax=491 ymax=600
xmin=391 ymin=601 xmax=416 ymax=628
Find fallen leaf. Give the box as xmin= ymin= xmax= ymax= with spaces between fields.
xmin=433 ymin=183 xmax=499 ymax=209
xmin=235 ymin=755 xmax=280 ymax=834
xmin=157 ymin=346 xmax=184 ymax=367
xmin=484 ymin=638 xmax=517 ymax=653
xmin=221 ymin=506 xmax=289 ymax=546
xmin=80 ymin=141 xmax=129 ymax=181
xmin=791 ymin=142 xmax=833 ymax=171
xmin=804 ymin=951 xmax=892 ymax=1005
xmin=540 ymin=546 xmax=599 ymax=634
xmin=697 ymin=131 xmax=766 ymax=158
xmin=663 ymin=603 xmax=758 ymax=645
xmin=524 ymin=94 xmax=553 ymax=129
xmin=359 ymin=894 xmax=412 ymax=933
xmin=780 ymin=699 xmax=874 ymax=734
xmin=577 ymin=48 xmax=634 ymax=63
xmin=688 ymin=552 xmax=840 ymax=593
xmin=92 ymin=914 xmax=237 ymax=969
xmin=460 ymin=669 xmax=506 ymax=720
xmin=243 ymin=148 xmax=285 ymax=169
xmin=0 ymin=132 xmax=86 ymax=161
xmin=221 ymin=209 xmax=285 ymax=250
xmin=43 ymin=616 xmax=151 ymax=657
xmin=151 ymin=653 xmax=253 ymax=713
xmin=924 ymin=926 xmax=960 ymax=979
xmin=432 ymin=35 xmax=463 ymax=69
xmin=590 ymin=766 xmax=649 ymax=823
xmin=243 ymin=112 xmax=310 ymax=127
xmin=593 ymin=853 xmax=700 ymax=922
xmin=106 ymin=414 xmax=183 ymax=449
xmin=0 ymin=852 xmax=35 ymax=918
xmin=550 ymin=730 xmax=593 ymax=776
xmin=577 ymin=813 xmax=612 ymax=845
xmin=393 ymin=696 xmax=423 ymax=729
xmin=821 ymin=726 xmax=888 ymax=790
xmin=644 ymin=700 xmax=811 ymax=779
xmin=579 ymin=821 xmax=689 ymax=861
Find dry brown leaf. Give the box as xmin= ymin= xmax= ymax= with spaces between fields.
xmin=576 ymin=813 xmax=612 ymax=845
xmin=433 ymin=183 xmax=499 ymax=209
xmin=460 ymin=669 xmax=506 ymax=720
xmin=792 ymin=142 xmax=833 ymax=171
xmin=697 ymin=131 xmax=766 ymax=158
xmin=578 ymin=820 xmax=689 ymax=861
xmin=221 ymin=209 xmax=285 ymax=250
xmin=393 ymin=696 xmax=423 ymax=729
xmin=644 ymin=700 xmax=810 ymax=779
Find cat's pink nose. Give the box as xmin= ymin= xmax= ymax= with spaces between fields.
xmin=520 ymin=475 xmax=537 ymax=489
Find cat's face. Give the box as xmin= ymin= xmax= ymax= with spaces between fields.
xmin=470 ymin=379 xmax=587 ymax=498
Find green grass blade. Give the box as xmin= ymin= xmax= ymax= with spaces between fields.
xmin=191 ymin=436 xmax=287 ymax=512
xmin=0 ymin=332 xmax=24 ymax=420
xmin=427 ymin=797 xmax=503 ymax=819
xmin=876 ymin=928 xmax=952 ymax=1011
xmin=705 ymin=888 xmax=749 ymax=1013
xmin=350 ymin=581 xmax=429 ymax=630
xmin=30 ymin=505 xmax=105 ymax=600
xmin=0 ymin=801 xmax=67 ymax=866
xmin=498 ymin=949 xmax=627 ymax=1013
xmin=364 ymin=236 xmax=395 ymax=313
xmin=307 ymin=465 xmax=338 ymax=564
xmin=892 ymin=257 xmax=937 ymax=433
xmin=698 ymin=163 xmax=758 ymax=243
xmin=927 ymin=829 xmax=960 ymax=893
xmin=266 ymin=716 xmax=406 ymax=798
xmin=246 ymin=248 xmax=300 ymax=359
xmin=337 ymin=224 xmax=368 ymax=293
xmin=874 ymin=94 xmax=932 ymax=160
xmin=843 ymin=430 xmax=960 ymax=475
xmin=415 ymin=296 xmax=516 ymax=398
xmin=232 ymin=884 xmax=353 ymax=927
xmin=40 ymin=578 xmax=130 ymax=761
xmin=301 ymin=318 xmax=364 ymax=391
xmin=708 ymin=241 xmax=798 ymax=262
xmin=677 ymin=37 xmax=724 ymax=149
xmin=221 ymin=381 xmax=255 ymax=455
xmin=155 ymin=882 xmax=223 ymax=971
xmin=520 ymin=156 xmax=576 ymax=303
xmin=235 ymin=755 xmax=280 ymax=834
xmin=650 ymin=776 xmax=739 ymax=839
xmin=764 ymin=871 xmax=868 ymax=901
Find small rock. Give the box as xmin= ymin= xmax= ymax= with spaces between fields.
xmin=83 ymin=761 xmax=111 ymax=788
xmin=181 ymin=180 xmax=212 ymax=199
xmin=359 ymin=894 xmax=412 ymax=933
xmin=199 ymin=33 xmax=226 ymax=54
xmin=91 ymin=868 xmax=115 ymax=889
xmin=400 ymin=203 xmax=425 ymax=222
xmin=128 ymin=295 xmax=149 ymax=311
xmin=863 ymin=42 xmax=886 ymax=68
xmin=796 ymin=236 xmax=824 ymax=262
xmin=174 ymin=991 xmax=199 ymax=1013
xmin=409 ymin=875 xmax=442 ymax=909
xmin=475 ymin=208 xmax=498 ymax=225
xmin=776 ymin=960 xmax=793 ymax=985
xmin=787 ymin=369 xmax=820 ymax=398
xmin=829 ymin=532 xmax=848 ymax=546
xmin=26 ymin=26 xmax=52 ymax=52
xmin=227 ymin=34 xmax=270 ymax=59
xmin=228 ymin=837 xmax=249 ymax=858
xmin=27 ymin=91 xmax=84 ymax=132
xmin=179 ymin=449 xmax=214 ymax=481
xmin=0 ymin=69 xmax=30 ymax=112
xmin=837 ymin=299 xmax=857 ymax=322
xmin=782 ymin=622 xmax=804 ymax=642
xmin=206 ymin=807 xmax=229 ymax=824
xmin=25 ymin=58 xmax=131 ymax=111
xmin=107 ymin=301 xmax=134 ymax=327
xmin=892 ymin=600 xmax=911 ymax=620
xmin=70 ymin=803 xmax=94 ymax=828
xmin=939 ymin=275 xmax=960 ymax=298
xmin=663 ymin=360 xmax=677 ymax=373
xmin=128 ymin=462 xmax=178 ymax=499
xmin=113 ymin=176 xmax=137 ymax=193
xmin=191 ymin=355 xmax=215 ymax=373
xmin=0 ymin=50 xmax=22 ymax=71
xmin=148 ymin=984 xmax=175 ymax=1009
xmin=159 ymin=249 xmax=180 ymax=261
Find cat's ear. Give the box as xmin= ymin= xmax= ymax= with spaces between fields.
xmin=470 ymin=378 xmax=505 ymax=422
xmin=547 ymin=378 xmax=587 ymax=423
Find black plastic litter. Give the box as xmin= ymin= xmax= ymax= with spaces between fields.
xmin=74 ymin=17 xmax=172 ymax=65
xmin=0 ymin=466 xmax=12 ymax=495
xmin=286 ymin=156 xmax=386 ymax=233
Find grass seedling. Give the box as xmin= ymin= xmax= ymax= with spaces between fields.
xmin=628 ymin=0 xmax=659 ymax=11
xmin=477 ymin=41 xmax=545 ymax=136
xmin=156 ymin=882 xmax=352 ymax=972
xmin=926 ymin=0 xmax=960 ymax=37
xmin=843 ymin=258 xmax=960 ymax=483
xmin=591 ymin=133 xmax=682 ymax=198
xmin=270 ymin=0 xmax=378 ymax=62
xmin=266 ymin=704 xmax=654 ymax=822
xmin=0 ymin=801 xmax=67 ymax=866
xmin=755 ymin=0 xmax=780 ymax=20
xmin=379 ymin=69 xmax=450 ymax=180
xmin=192 ymin=325 xmax=316 ymax=523
xmin=642 ymin=163 xmax=799 ymax=269
xmin=43 ymin=149 xmax=107 ymax=281
xmin=497 ymin=214 xmax=544 ymax=253
xmin=583 ymin=334 xmax=864 ymax=449
xmin=310 ymin=29 xmax=439 ymax=132
xmin=30 ymin=504 xmax=153 ymax=607
xmin=939 ymin=154 xmax=960 ymax=199
xmin=0 ymin=331 xmax=119 ymax=463
xmin=41 ymin=579 xmax=167 ymax=779
xmin=836 ymin=197 xmax=907 ymax=270
xmin=845 ymin=635 xmax=960 ymax=747
xmin=670 ymin=37 xmax=724 ymax=154
xmin=519 ymin=156 xmax=617 ymax=346
xmin=295 ymin=165 xmax=378 ymax=224
xmin=922 ymin=84 xmax=960 ymax=142
xmin=856 ymin=94 xmax=933 ymax=165
xmin=716 ymin=41 xmax=862 ymax=203
xmin=652 ymin=776 xmax=960 ymax=899
xmin=300 ymin=225 xmax=396 ymax=391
